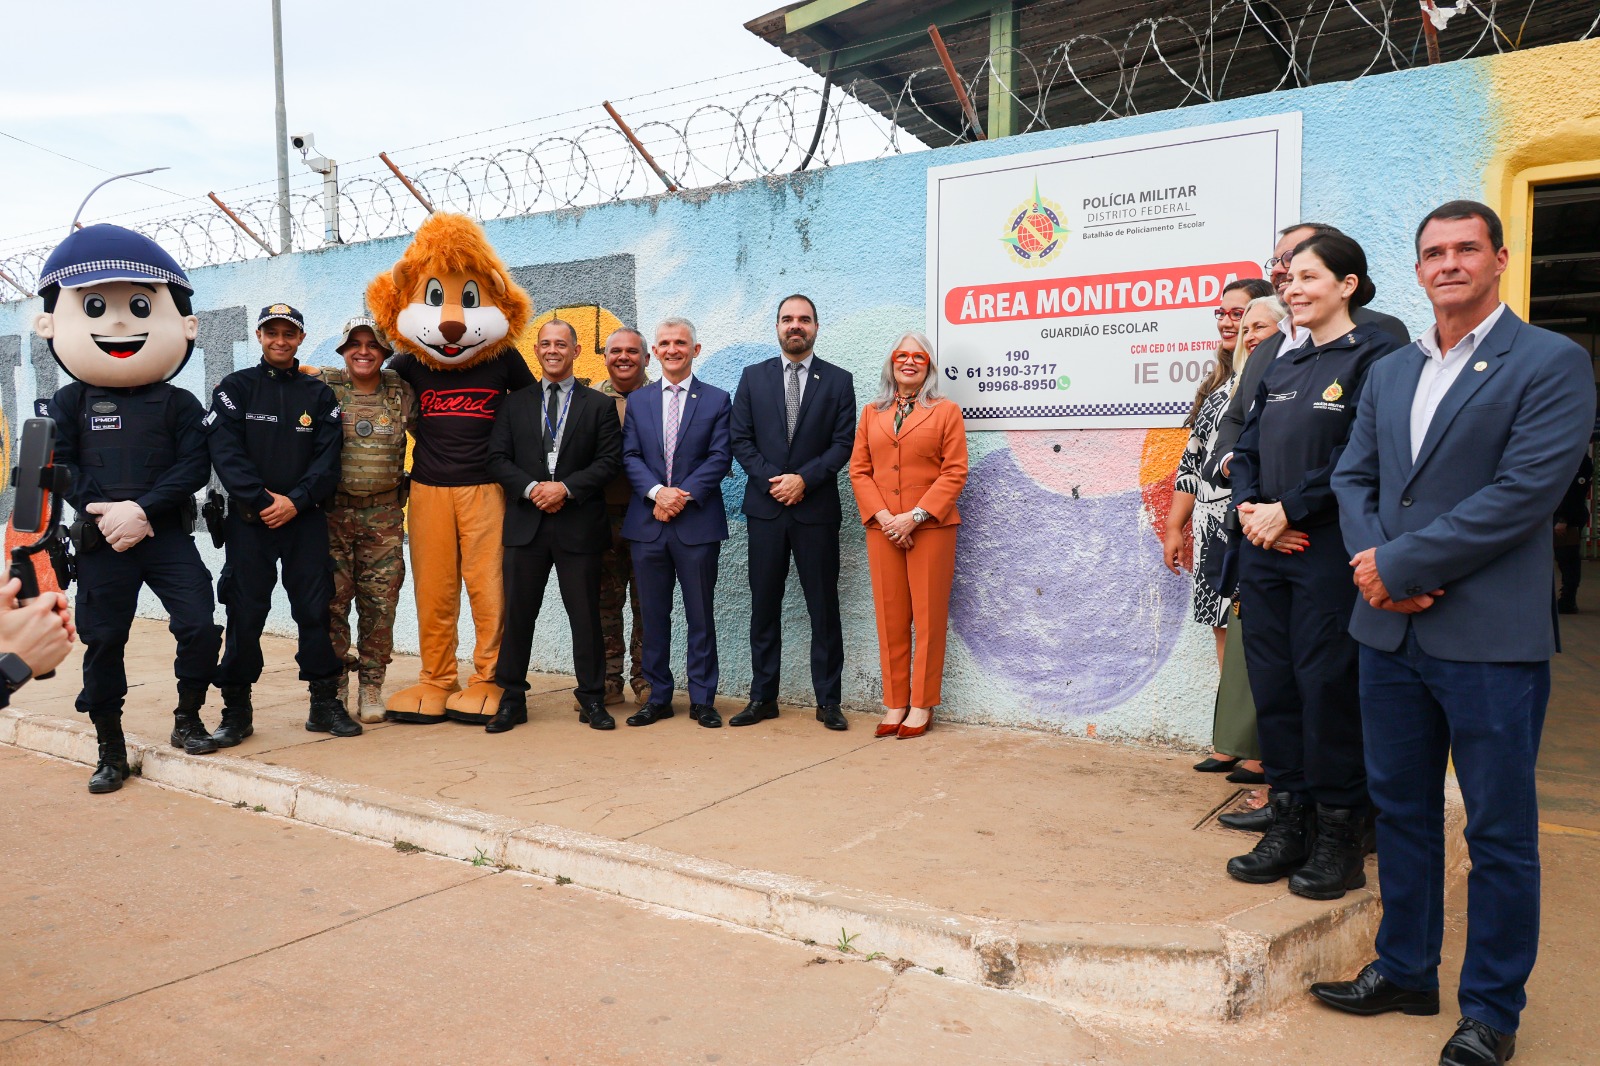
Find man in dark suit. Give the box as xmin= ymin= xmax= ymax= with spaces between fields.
xmin=622 ymin=318 xmax=733 ymax=729
xmin=1317 ymin=201 xmax=1595 ymax=1066
xmin=484 ymin=320 xmax=622 ymax=733
xmin=729 ymin=295 xmax=857 ymax=731
xmin=1204 ymin=221 xmax=1410 ymax=487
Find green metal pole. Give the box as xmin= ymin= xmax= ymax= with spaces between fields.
xmin=987 ymin=1 xmax=1020 ymax=138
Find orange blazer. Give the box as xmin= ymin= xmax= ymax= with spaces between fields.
xmin=849 ymin=399 xmax=969 ymax=527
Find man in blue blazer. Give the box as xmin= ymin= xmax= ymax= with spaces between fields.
xmin=1320 ymin=201 xmax=1595 ymax=1066
xmin=729 ymin=295 xmax=857 ymax=731
xmin=621 ymin=317 xmax=733 ymax=728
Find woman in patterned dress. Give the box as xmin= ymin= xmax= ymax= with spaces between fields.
xmin=1164 ymin=278 xmax=1275 ymax=770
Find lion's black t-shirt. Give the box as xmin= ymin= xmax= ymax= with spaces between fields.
xmin=388 ymin=349 xmax=536 ymax=486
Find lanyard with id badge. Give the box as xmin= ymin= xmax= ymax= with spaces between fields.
xmin=543 ymin=382 xmax=574 ymax=474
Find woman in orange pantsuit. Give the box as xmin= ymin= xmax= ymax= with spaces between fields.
xmin=849 ymin=332 xmax=969 ymax=739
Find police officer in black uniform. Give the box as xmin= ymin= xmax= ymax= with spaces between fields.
xmin=29 ymin=224 xmax=224 ymax=794
xmin=206 ymin=304 xmax=359 ymax=743
xmin=1227 ymin=231 xmax=1404 ymax=899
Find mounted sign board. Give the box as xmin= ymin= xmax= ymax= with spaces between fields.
xmin=926 ymin=113 xmax=1302 ymax=429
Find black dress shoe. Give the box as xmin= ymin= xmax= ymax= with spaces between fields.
xmin=1440 ymin=1017 xmax=1516 ymax=1065
xmin=1225 ymin=767 xmax=1266 ymax=784
xmin=485 ymin=702 xmax=528 ymax=734
xmin=1193 ymin=756 xmax=1240 ymax=772
xmin=729 ymin=699 xmax=779 ymax=727
xmin=1218 ymin=803 xmax=1276 ymax=832
xmin=1227 ymin=793 xmax=1314 ymax=883
xmin=816 ymin=705 xmax=848 ymax=731
xmin=626 ymin=703 xmax=674 ymax=727
xmin=1310 ymin=962 xmax=1440 ymax=1016
xmin=578 ymin=701 xmax=615 ymax=731
xmin=692 ymin=703 xmax=722 ymax=728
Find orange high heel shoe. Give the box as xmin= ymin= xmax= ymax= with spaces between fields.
xmin=897 ymin=710 xmax=933 ymax=739
xmin=875 ymin=707 xmax=908 ymax=738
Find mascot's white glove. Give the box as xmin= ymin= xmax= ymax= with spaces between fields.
xmin=86 ymin=501 xmax=153 ymax=552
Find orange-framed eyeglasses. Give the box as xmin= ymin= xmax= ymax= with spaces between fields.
xmin=891 ymin=350 xmax=931 ymax=365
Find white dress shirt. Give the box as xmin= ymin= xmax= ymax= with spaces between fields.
xmin=525 ymin=375 xmax=576 ymax=500
xmin=781 ymin=352 xmax=814 ymax=408
xmin=647 ymin=374 xmax=695 ymax=501
xmin=1409 ymin=303 xmax=1507 ymax=462
xmin=1277 ymin=314 xmax=1311 ymax=353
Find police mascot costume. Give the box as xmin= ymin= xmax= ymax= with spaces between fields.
xmin=366 ymin=213 xmax=534 ymax=724
xmin=31 ymin=225 xmax=223 ymax=794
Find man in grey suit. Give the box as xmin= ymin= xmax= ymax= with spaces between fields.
xmin=1204 ymin=221 xmax=1410 ymax=486
xmin=1314 ymin=201 xmax=1595 ymax=1066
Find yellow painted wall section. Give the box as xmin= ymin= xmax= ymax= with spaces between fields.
xmin=1484 ymin=39 xmax=1600 ymax=310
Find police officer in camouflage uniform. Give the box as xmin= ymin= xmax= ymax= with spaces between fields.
xmin=596 ymin=328 xmax=651 ymax=706
xmin=321 ymin=315 xmax=416 ymax=722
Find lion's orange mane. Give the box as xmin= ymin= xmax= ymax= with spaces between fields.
xmin=366 ymin=212 xmax=531 ymax=370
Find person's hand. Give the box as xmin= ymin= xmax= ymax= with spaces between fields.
xmin=1240 ymin=501 xmax=1289 ymax=548
xmin=0 ymin=578 xmax=74 ymax=675
xmin=1376 ymin=591 xmax=1443 ymax=613
xmin=880 ymin=510 xmax=917 ymax=547
xmin=768 ymin=473 xmax=805 ymax=506
xmin=530 ymin=482 xmax=567 ymax=513
xmin=86 ymin=500 xmax=153 ymax=552
xmin=1273 ymin=528 xmax=1310 ymax=555
xmin=655 ymin=487 xmax=690 ymax=518
xmin=1220 ymin=455 xmax=1232 ymax=477
xmin=259 ymin=492 xmax=298 ymax=529
xmin=1161 ymin=524 xmax=1190 ymax=574
xmin=653 ymin=501 xmax=675 ymax=522
xmin=1556 ymin=521 xmax=1569 ymax=535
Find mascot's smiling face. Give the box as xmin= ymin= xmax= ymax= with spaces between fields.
xmin=396 ymin=271 xmax=509 ymax=364
xmin=367 ymin=213 xmax=532 ymax=371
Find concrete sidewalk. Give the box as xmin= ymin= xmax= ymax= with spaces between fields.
xmin=14 ymin=556 xmax=1600 ymax=1027
xmin=2 ymin=624 xmax=1437 ymax=1026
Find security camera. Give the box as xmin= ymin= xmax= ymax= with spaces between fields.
xmin=289 ymin=132 xmax=315 ymax=152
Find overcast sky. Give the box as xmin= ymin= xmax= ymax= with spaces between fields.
xmin=0 ymin=0 xmax=806 ymax=249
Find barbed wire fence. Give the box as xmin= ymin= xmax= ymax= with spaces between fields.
xmin=2 ymin=0 xmax=1594 ymax=301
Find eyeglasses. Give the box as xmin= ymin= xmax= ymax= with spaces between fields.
xmin=891 ymin=350 xmax=930 ymax=365
xmin=1213 ymin=307 xmax=1246 ymax=321
xmin=1263 ymin=254 xmax=1288 ymax=271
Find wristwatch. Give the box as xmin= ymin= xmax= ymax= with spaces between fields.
xmin=0 ymin=652 xmax=33 ymax=695
xmin=911 ymin=507 xmax=930 ymax=524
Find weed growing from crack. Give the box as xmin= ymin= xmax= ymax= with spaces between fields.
xmin=836 ymin=928 xmax=860 ymax=954
xmin=471 ymin=847 xmax=492 ymax=867
xmin=232 ymin=800 xmax=247 ymax=809
xmin=393 ymin=840 xmax=423 ymax=854
xmin=252 ymin=805 xmax=265 ymax=812
xmin=555 ymin=875 xmax=572 ymax=885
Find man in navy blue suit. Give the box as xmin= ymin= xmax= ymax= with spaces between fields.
xmin=1319 ymin=201 xmax=1595 ymax=1066
xmin=621 ymin=317 xmax=733 ymax=728
xmin=729 ymin=295 xmax=857 ymax=731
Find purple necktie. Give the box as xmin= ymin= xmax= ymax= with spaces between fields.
xmin=664 ymin=383 xmax=683 ymax=486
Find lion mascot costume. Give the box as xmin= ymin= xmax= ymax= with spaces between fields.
xmin=368 ymin=213 xmax=535 ymax=723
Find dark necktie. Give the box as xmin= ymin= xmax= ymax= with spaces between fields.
xmin=545 ymin=382 xmax=561 ymax=452
xmin=786 ymin=362 xmax=803 ymax=444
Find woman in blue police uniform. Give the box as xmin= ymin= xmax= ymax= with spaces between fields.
xmin=1226 ymin=231 xmax=1404 ymax=898
xmin=30 ymin=224 xmax=224 ymax=793
xmin=205 ymin=304 xmax=358 ymax=745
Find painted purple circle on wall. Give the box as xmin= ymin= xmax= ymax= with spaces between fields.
xmin=951 ymin=448 xmax=1190 ymax=715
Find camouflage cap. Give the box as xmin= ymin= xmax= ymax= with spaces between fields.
xmin=336 ymin=314 xmax=392 ymax=354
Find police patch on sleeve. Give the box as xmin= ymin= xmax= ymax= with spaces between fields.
xmin=33 ymin=399 xmax=49 ymax=417
xmin=202 ymin=409 xmax=218 ymax=428
xmin=216 ymin=389 xmax=237 ymax=411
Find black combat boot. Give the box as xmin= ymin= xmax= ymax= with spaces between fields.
xmin=88 ymin=742 xmax=131 ymax=794
xmin=1226 ymin=792 xmax=1315 ymax=884
xmin=306 ymin=677 xmax=362 ymax=738
xmin=211 ymin=685 xmax=255 ymax=748
xmin=1289 ymin=805 xmax=1369 ymax=900
xmin=170 ymin=685 xmax=219 ymax=755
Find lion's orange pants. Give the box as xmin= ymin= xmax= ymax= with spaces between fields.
xmin=408 ymin=481 xmax=504 ymax=690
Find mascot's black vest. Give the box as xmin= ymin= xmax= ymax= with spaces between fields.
xmin=74 ymin=383 xmax=182 ymax=502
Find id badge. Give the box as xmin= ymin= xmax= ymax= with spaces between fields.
xmin=547 ymin=449 xmax=558 ymax=473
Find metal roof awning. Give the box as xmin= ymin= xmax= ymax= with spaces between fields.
xmin=746 ymin=0 xmax=1600 ymax=147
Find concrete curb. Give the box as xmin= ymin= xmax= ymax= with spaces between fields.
xmin=4 ymin=707 xmax=1466 ymax=1025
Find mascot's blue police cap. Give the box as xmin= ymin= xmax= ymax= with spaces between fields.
xmin=37 ymin=223 xmax=193 ymax=293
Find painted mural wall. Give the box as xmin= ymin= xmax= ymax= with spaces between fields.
xmin=3 ymin=40 xmax=1597 ymax=746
